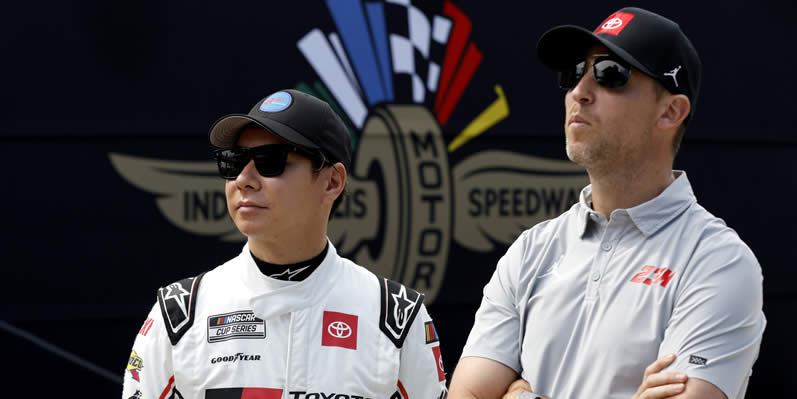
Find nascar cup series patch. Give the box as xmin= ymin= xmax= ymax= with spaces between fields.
xmin=207 ymin=311 xmax=266 ymax=343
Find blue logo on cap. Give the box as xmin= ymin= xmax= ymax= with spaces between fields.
xmin=259 ymin=91 xmax=293 ymax=112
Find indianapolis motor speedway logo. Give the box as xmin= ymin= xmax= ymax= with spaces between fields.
xmin=110 ymin=0 xmax=588 ymax=303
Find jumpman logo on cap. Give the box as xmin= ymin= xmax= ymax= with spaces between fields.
xmin=664 ymin=66 xmax=682 ymax=88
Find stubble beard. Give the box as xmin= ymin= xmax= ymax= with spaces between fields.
xmin=566 ymin=126 xmax=652 ymax=181
xmin=565 ymin=136 xmax=608 ymax=170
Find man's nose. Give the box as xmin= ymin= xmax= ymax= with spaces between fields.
xmin=235 ymin=159 xmax=262 ymax=190
xmin=569 ymin=66 xmax=596 ymax=105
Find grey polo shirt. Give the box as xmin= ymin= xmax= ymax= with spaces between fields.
xmin=461 ymin=171 xmax=766 ymax=399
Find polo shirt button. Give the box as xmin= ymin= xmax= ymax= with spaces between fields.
xmin=591 ymin=272 xmax=601 ymax=281
xmin=601 ymin=242 xmax=612 ymax=251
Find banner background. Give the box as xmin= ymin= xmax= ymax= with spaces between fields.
xmin=2 ymin=1 xmax=794 ymax=396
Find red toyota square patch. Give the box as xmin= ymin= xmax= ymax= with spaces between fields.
xmin=432 ymin=346 xmax=445 ymax=381
xmin=594 ymin=12 xmax=635 ymax=36
xmin=322 ymin=311 xmax=358 ymax=350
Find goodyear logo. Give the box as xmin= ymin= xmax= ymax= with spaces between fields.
xmin=109 ymin=1 xmax=588 ymax=304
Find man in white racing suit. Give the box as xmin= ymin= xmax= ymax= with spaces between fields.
xmin=123 ymin=89 xmax=448 ymax=399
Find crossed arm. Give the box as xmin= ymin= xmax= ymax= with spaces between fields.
xmin=448 ymin=357 xmax=518 ymax=399
xmin=447 ymin=354 xmax=726 ymax=399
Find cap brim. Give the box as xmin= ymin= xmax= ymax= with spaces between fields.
xmin=536 ymin=25 xmax=654 ymax=77
xmin=208 ymin=114 xmax=318 ymax=149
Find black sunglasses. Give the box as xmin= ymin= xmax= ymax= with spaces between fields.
xmin=559 ymin=54 xmax=632 ymax=90
xmin=213 ymin=144 xmax=328 ymax=180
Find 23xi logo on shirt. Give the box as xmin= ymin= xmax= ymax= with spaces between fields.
xmin=322 ymin=311 xmax=358 ymax=350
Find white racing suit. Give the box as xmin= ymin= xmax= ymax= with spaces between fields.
xmin=123 ymin=241 xmax=447 ymax=399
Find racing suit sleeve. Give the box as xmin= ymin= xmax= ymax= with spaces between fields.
xmin=122 ymin=303 xmax=178 ymax=399
xmin=397 ymin=304 xmax=448 ymax=399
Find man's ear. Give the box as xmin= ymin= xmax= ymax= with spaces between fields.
xmin=657 ymin=94 xmax=690 ymax=131
xmin=324 ymin=162 xmax=347 ymax=203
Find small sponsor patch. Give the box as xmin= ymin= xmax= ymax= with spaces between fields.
xmin=210 ymin=353 xmax=262 ymax=364
xmin=127 ymin=350 xmax=144 ymax=381
xmin=594 ymin=11 xmax=635 ymax=36
xmin=138 ymin=318 xmax=154 ymax=337
xmin=207 ymin=311 xmax=266 ymax=343
xmin=259 ymin=91 xmax=293 ymax=112
xmin=432 ymin=345 xmax=445 ymax=382
xmin=322 ymin=311 xmax=358 ymax=350
xmin=689 ymin=355 xmax=707 ymax=365
xmin=425 ymin=321 xmax=439 ymax=344
xmin=128 ymin=390 xmax=142 ymax=399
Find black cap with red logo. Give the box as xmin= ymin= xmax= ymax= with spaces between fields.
xmin=209 ymin=89 xmax=352 ymax=171
xmin=537 ymin=7 xmax=701 ymax=121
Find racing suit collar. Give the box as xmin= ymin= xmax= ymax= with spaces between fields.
xmin=240 ymin=238 xmax=343 ymax=320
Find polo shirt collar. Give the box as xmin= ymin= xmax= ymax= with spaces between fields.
xmin=575 ymin=170 xmax=696 ymax=237
xmin=626 ymin=170 xmax=695 ymax=236
xmin=577 ymin=186 xmax=596 ymax=237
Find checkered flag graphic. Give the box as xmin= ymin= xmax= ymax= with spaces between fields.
xmin=384 ymin=0 xmax=451 ymax=105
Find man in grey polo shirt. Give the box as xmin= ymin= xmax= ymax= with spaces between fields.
xmin=448 ymin=7 xmax=765 ymax=399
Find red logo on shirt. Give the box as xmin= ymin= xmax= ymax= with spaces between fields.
xmin=432 ymin=345 xmax=445 ymax=381
xmin=322 ymin=311 xmax=358 ymax=350
xmin=138 ymin=317 xmax=154 ymax=336
xmin=630 ymin=265 xmax=675 ymax=287
xmin=594 ymin=12 xmax=635 ymax=36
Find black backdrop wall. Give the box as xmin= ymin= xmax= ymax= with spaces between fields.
xmin=2 ymin=1 xmax=795 ymax=397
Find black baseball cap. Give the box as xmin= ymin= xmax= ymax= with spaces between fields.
xmin=537 ymin=7 xmax=701 ymax=122
xmin=209 ymin=89 xmax=352 ymax=170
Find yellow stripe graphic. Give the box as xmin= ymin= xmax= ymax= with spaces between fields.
xmin=448 ymin=84 xmax=510 ymax=152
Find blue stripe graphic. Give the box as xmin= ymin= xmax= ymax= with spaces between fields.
xmin=325 ymin=0 xmax=386 ymax=105
xmin=365 ymin=1 xmax=393 ymax=102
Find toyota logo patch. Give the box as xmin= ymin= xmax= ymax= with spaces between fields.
xmin=601 ymin=17 xmax=623 ymax=30
xmin=594 ymin=11 xmax=635 ymax=36
xmin=328 ymin=321 xmax=352 ymax=338
xmin=322 ymin=311 xmax=358 ymax=350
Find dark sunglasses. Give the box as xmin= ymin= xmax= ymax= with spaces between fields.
xmin=213 ymin=144 xmax=328 ymax=179
xmin=559 ymin=54 xmax=632 ymax=90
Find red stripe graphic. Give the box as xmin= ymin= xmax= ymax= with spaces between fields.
xmin=139 ymin=318 xmax=154 ymax=336
xmin=159 ymin=376 xmax=175 ymax=399
xmin=398 ymin=379 xmax=409 ymax=399
xmin=241 ymin=388 xmax=283 ymax=399
xmin=436 ymin=43 xmax=483 ymax=126
xmin=434 ymin=0 xmax=471 ymax=114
